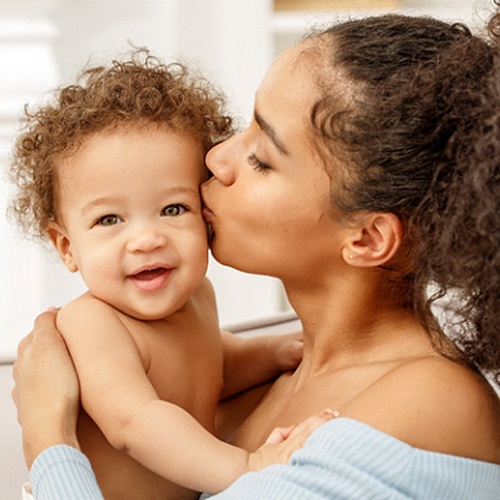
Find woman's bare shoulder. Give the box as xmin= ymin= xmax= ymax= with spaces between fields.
xmin=342 ymin=356 xmax=500 ymax=463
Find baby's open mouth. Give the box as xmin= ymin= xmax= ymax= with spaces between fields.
xmin=132 ymin=268 xmax=168 ymax=280
xmin=129 ymin=266 xmax=172 ymax=292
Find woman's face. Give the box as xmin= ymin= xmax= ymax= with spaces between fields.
xmin=202 ymin=43 xmax=346 ymax=282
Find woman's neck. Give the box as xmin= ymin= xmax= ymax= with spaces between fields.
xmin=284 ymin=269 xmax=432 ymax=373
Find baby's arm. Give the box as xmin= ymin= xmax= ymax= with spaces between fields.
xmin=57 ymin=295 xmax=328 ymax=494
xmin=220 ymin=330 xmax=302 ymax=399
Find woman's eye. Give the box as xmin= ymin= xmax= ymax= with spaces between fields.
xmin=162 ymin=204 xmax=186 ymax=217
xmin=247 ymin=153 xmax=271 ymax=173
xmin=98 ymin=214 xmax=122 ymax=226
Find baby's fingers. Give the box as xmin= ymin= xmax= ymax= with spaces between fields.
xmin=265 ymin=425 xmax=296 ymax=444
xmin=283 ymin=409 xmax=339 ymax=449
xmin=251 ymin=409 xmax=339 ymax=471
xmin=265 ymin=408 xmax=339 ymax=445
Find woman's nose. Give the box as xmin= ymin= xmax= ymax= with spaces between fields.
xmin=205 ymin=136 xmax=237 ymax=186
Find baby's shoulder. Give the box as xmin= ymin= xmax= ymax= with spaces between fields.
xmin=58 ymin=291 xmax=115 ymax=322
xmin=57 ymin=292 xmax=133 ymax=340
xmin=187 ymin=277 xmax=220 ymax=324
xmin=194 ymin=276 xmax=217 ymax=303
xmin=347 ymin=357 xmax=500 ymax=463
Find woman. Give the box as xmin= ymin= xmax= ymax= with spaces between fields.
xmin=12 ymin=10 xmax=500 ymax=499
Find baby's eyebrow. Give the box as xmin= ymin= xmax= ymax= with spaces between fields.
xmin=254 ymin=110 xmax=289 ymax=156
xmin=81 ymin=197 xmax=123 ymax=216
xmin=166 ymin=186 xmax=200 ymax=196
xmin=81 ymin=187 xmax=200 ymax=215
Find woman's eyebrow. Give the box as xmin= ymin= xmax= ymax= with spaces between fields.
xmin=254 ymin=110 xmax=289 ymax=156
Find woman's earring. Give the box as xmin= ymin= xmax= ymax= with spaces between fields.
xmin=348 ymin=254 xmax=354 ymax=260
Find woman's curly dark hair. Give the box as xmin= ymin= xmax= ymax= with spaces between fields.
xmin=305 ymin=8 xmax=500 ymax=384
xmin=8 ymin=50 xmax=234 ymax=242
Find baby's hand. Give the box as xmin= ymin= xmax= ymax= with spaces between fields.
xmin=265 ymin=331 xmax=303 ymax=373
xmin=248 ymin=409 xmax=339 ymax=471
xmin=219 ymin=330 xmax=303 ymax=400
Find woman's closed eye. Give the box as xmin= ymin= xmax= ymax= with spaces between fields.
xmin=162 ymin=204 xmax=187 ymax=217
xmin=248 ymin=153 xmax=271 ymax=173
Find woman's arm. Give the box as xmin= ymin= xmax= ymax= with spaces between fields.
xmin=11 ymin=311 xmax=81 ymax=469
xmin=12 ymin=311 xmax=104 ymax=499
xmin=29 ymin=445 xmax=104 ymax=500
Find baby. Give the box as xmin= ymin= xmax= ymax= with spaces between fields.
xmin=8 ymin=53 xmax=321 ymax=499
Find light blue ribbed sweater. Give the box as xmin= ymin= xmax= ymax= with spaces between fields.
xmin=30 ymin=418 xmax=500 ymax=499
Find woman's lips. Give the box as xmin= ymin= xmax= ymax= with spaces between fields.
xmin=202 ymin=206 xmax=214 ymax=222
xmin=129 ymin=266 xmax=172 ymax=292
xmin=201 ymin=205 xmax=215 ymax=243
xmin=201 ymin=186 xmax=214 ymax=222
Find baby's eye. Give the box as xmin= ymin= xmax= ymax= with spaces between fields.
xmin=162 ymin=204 xmax=187 ymax=217
xmin=98 ymin=214 xmax=122 ymax=226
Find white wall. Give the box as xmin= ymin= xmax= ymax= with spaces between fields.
xmin=273 ymin=0 xmax=494 ymax=54
xmin=0 ymin=0 xmax=65 ymax=359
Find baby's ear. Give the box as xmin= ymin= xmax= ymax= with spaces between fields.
xmin=341 ymin=212 xmax=402 ymax=267
xmin=46 ymin=221 xmax=78 ymax=273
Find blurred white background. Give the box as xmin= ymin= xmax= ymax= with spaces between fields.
xmin=0 ymin=0 xmax=495 ymax=357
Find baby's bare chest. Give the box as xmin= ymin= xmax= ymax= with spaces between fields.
xmin=133 ymin=315 xmax=224 ymax=427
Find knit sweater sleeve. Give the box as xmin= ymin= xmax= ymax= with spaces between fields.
xmin=30 ymin=445 xmax=104 ymax=500
xmin=29 ymin=420 xmax=500 ymax=500
xmin=210 ymin=418 xmax=500 ymax=500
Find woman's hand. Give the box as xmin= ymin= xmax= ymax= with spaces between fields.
xmin=11 ymin=311 xmax=81 ymax=469
xmin=248 ymin=409 xmax=339 ymax=471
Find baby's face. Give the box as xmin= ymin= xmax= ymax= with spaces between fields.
xmin=48 ymin=126 xmax=209 ymax=320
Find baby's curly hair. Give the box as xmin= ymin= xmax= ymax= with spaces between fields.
xmin=8 ymin=51 xmax=234 ymax=242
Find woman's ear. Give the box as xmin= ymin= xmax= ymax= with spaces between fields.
xmin=342 ymin=212 xmax=402 ymax=267
xmin=46 ymin=221 xmax=79 ymax=273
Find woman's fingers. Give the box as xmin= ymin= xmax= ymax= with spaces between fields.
xmin=12 ymin=311 xmax=59 ymax=388
xmin=15 ymin=310 xmax=78 ymax=401
xmin=11 ymin=310 xmax=81 ymax=467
